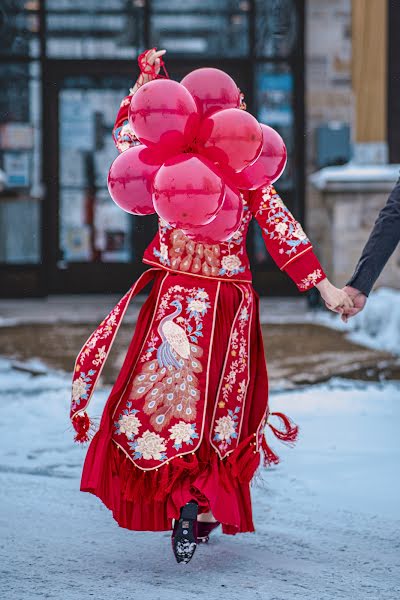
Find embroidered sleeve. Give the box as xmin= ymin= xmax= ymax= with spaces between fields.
xmin=112 ymin=94 xmax=141 ymax=153
xmin=249 ymin=184 xmax=326 ymax=292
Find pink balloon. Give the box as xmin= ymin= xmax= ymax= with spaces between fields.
xmin=107 ymin=145 xmax=161 ymax=215
xmin=181 ymin=68 xmax=241 ymax=117
xmin=152 ymin=153 xmax=225 ymax=229
xmin=232 ymin=124 xmax=287 ymax=190
xmin=198 ymin=108 xmax=263 ymax=173
xmin=183 ymin=184 xmax=243 ymax=244
xmin=128 ymin=79 xmax=199 ymax=154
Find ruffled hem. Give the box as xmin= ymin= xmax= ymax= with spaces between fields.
xmin=81 ymin=431 xmax=261 ymax=535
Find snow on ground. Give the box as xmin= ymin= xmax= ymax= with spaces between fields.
xmin=1 ymin=358 xmax=399 ymax=600
xmin=313 ymin=287 xmax=400 ymax=356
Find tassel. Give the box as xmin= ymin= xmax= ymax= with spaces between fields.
xmin=72 ymin=412 xmax=94 ymax=444
xmin=260 ymin=435 xmax=280 ymax=467
xmin=268 ymin=412 xmax=299 ymax=445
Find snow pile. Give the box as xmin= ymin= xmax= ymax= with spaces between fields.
xmin=315 ymin=287 xmax=400 ymax=355
xmin=1 ymin=358 xmax=400 ymax=599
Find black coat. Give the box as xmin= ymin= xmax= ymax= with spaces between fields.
xmin=347 ymin=176 xmax=400 ymax=296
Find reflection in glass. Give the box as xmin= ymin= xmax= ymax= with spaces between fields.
xmin=58 ymin=80 xmax=135 ymax=264
xmin=253 ymin=61 xmax=297 ymax=267
xmin=0 ymin=62 xmax=41 ymax=264
xmin=256 ymin=63 xmax=294 ymax=191
xmin=150 ymin=4 xmax=249 ymax=56
xmin=45 ymin=1 xmax=145 ymax=58
xmin=0 ymin=0 xmax=40 ymax=58
xmin=255 ymin=0 xmax=298 ymax=58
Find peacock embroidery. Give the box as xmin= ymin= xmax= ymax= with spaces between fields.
xmin=128 ymin=286 xmax=210 ymax=434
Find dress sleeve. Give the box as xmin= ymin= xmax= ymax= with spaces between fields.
xmin=112 ymin=94 xmax=141 ymax=153
xmin=248 ymin=184 xmax=327 ymax=292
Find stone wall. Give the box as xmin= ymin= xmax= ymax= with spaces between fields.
xmin=310 ymin=168 xmax=400 ymax=290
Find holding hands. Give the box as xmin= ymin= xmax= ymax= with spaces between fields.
xmin=316 ymin=279 xmax=367 ymax=321
xmin=316 ymin=279 xmax=354 ymax=314
xmin=340 ymin=286 xmax=367 ymax=322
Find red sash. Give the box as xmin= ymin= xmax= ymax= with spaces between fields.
xmin=70 ymin=269 xmax=159 ymax=423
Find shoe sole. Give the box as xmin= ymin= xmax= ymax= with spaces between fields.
xmin=172 ymin=502 xmax=198 ymax=564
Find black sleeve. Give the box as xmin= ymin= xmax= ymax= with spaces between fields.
xmin=347 ymin=177 xmax=400 ymax=296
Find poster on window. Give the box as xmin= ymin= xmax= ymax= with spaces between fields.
xmin=3 ymin=152 xmax=30 ymax=188
xmin=94 ymin=190 xmax=131 ymax=262
xmin=257 ymin=72 xmax=293 ymax=127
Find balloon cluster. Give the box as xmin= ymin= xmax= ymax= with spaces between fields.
xmin=108 ymin=68 xmax=287 ymax=244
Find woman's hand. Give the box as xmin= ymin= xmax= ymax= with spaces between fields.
xmin=316 ymin=279 xmax=354 ymax=314
xmin=130 ymin=48 xmax=167 ymax=95
xmin=140 ymin=48 xmax=167 ymax=84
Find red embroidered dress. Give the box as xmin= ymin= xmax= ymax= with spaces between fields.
xmin=72 ymin=94 xmax=326 ymax=535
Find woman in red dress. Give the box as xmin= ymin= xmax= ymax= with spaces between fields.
xmin=70 ymin=49 xmax=353 ymax=563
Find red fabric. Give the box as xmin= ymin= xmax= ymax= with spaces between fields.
xmin=76 ymin=87 xmax=326 ymax=536
xmin=70 ymin=269 xmax=158 ymax=421
xmin=81 ymin=272 xmax=270 ymax=534
xmin=248 ymin=186 xmax=327 ymax=291
xmin=284 ymin=249 xmax=326 ymax=292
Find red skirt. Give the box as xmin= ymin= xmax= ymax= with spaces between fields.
xmin=81 ymin=271 xmax=271 ymax=535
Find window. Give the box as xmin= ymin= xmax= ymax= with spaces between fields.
xmin=0 ymin=0 xmax=42 ymax=265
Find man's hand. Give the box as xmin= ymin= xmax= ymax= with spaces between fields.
xmin=340 ymin=286 xmax=367 ymax=322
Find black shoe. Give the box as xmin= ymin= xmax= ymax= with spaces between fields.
xmin=171 ymin=501 xmax=198 ymax=564
xmin=197 ymin=520 xmax=220 ymax=544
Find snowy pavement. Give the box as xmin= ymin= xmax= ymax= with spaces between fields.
xmin=1 ymin=358 xmax=400 ymax=600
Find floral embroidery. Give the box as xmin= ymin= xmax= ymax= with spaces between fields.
xmin=92 ymin=345 xmax=107 ymax=367
xmin=213 ymin=408 xmax=240 ymax=451
xmin=256 ymin=185 xmax=310 ymax=258
xmin=153 ymin=238 xmax=171 ymax=266
xmin=108 ymin=275 xmax=219 ymax=468
xmin=186 ymin=291 xmax=211 ymax=318
xmin=212 ymin=285 xmax=253 ymax=457
xmin=71 ymin=370 xmax=95 ymax=411
xmin=168 ymin=421 xmax=199 ymax=450
xmin=129 ymin=430 xmax=167 ymax=461
xmin=299 ymin=269 xmax=323 ymax=290
xmin=140 ymin=331 xmax=160 ymax=363
xmin=127 ymin=285 xmax=208 ymax=434
xmin=78 ymin=300 xmax=124 ymax=366
xmin=114 ymin=402 xmax=141 ymax=440
xmin=219 ymin=254 xmax=245 ymax=276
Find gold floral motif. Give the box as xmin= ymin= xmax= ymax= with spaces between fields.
xmin=299 ymin=269 xmax=323 ymax=290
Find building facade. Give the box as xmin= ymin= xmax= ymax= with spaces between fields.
xmin=0 ymin=0 xmax=398 ymax=297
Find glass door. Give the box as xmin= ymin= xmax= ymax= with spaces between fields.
xmin=45 ymin=62 xmax=157 ymax=293
xmin=46 ymin=59 xmax=251 ymax=293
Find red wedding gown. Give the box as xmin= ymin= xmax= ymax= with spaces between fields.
xmin=71 ymin=94 xmax=327 ymax=535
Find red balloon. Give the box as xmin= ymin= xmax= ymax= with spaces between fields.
xmin=181 ymin=68 xmax=241 ymax=117
xmin=183 ymin=184 xmax=243 ymax=244
xmin=152 ymin=154 xmax=225 ymax=229
xmin=128 ymin=79 xmax=199 ymax=154
xmin=198 ymin=108 xmax=263 ymax=173
xmin=232 ymin=124 xmax=287 ymax=190
xmin=107 ymin=145 xmax=161 ymax=215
